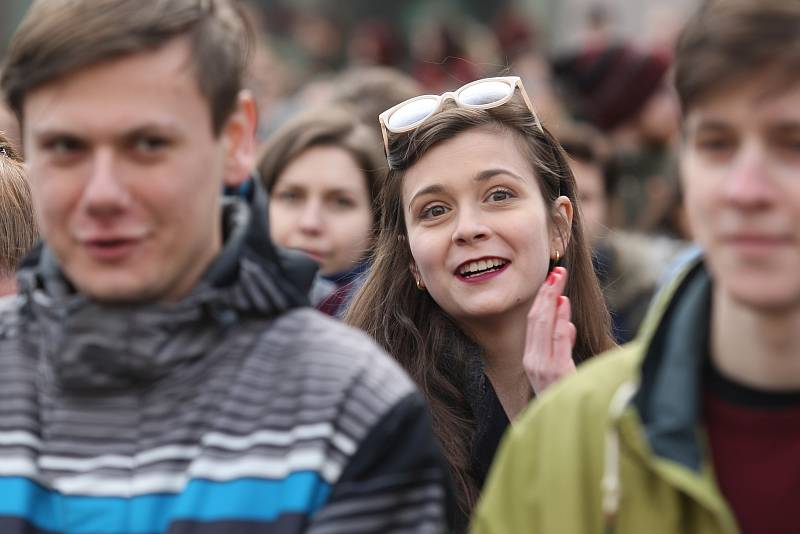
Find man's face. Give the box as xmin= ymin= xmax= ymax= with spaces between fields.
xmin=23 ymin=37 xmax=252 ymax=303
xmin=681 ymin=78 xmax=800 ymax=311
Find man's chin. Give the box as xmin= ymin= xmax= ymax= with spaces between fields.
xmin=72 ymin=276 xmax=165 ymax=306
xmin=724 ymin=276 xmax=800 ymax=315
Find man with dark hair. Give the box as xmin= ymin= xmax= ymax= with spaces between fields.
xmin=473 ymin=1 xmax=800 ymax=532
xmin=0 ymin=1 xmax=452 ymax=532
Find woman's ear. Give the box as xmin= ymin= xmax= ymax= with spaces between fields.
xmin=409 ymin=260 xmax=420 ymax=281
xmin=550 ymin=195 xmax=574 ymax=256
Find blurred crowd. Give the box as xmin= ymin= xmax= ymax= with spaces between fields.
xmin=7 ymin=0 xmax=798 ymax=533
xmin=0 ymin=2 xmax=696 ymax=341
xmin=238 ymin=0 xmax=694 ymax=342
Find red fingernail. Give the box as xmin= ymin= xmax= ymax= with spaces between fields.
xmin=558 ymin=296 xmax=567 ymax=306
xmin=546 ymin=272 xmax=557 ymax=286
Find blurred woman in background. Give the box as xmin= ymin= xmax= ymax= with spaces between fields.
xmin=257 ymin=108 xmax=384 ymax=315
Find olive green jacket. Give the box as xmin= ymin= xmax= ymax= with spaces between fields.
xmin=471 ymin=258 xmax=740 ymax=534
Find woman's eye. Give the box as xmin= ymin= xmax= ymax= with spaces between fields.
xmin=487 ymin=188 xmax=514 ymax=202
xmin=332 ymin=196 xmax=356 ymax=209
xmin=421 ymin=204 xmax=449 ymax=219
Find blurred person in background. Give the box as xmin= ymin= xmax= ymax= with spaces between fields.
xmin=258 ymin=107 xmax=385 ymax=316
xmin=559 ymin=122 xmax=688 ymax=342
xmin=324 ymin=66 xmax=423 ymax=143
xmin=491 ymin=6 xmax=568 ymax=128
xmin=554 ymin=43 xmax=680 ymax=231
xmin=259 ymin=65 xmax=422 ymax=142
xmin=473 ymin=1 xmax=800 ymax=532
xmin=347 ymin=77 xmax=614 ymax=530
xmin=0 ymin=133 xmax=37 ymax=297
xmin=0 ymin=0 xmax=454 ymax=532
xmin=408 ymin=19 xmax=481 ymax=93
xmin=346 ymin=18 xmax=404 ymax=69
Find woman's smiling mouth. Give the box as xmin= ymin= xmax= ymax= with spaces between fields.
xmin=456 ymin=257 xmax=510 ymax=281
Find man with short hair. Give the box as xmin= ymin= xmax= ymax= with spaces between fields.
xmin=472 ymin=1 xmax=800 ymax=532
xmin=0 ymin=1 xmax=452 ymax=532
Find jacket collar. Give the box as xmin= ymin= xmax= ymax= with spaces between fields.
xmin=17 ymin=183 xmax=315 ymax=391
xmin=631 ymin=257 xmax=712 ymax=472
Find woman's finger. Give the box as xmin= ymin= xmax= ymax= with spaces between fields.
xmin=524 ymin=266 xmax=568 ymax=358
xmin=524 ymin=267 xmax=570 ymax=392
xmin=553 ymin=296 xmax=577 ymax=369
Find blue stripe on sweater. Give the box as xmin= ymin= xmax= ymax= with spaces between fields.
xmin=0 ymin=474 xmax=331 ymax=534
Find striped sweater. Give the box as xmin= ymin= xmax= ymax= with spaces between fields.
xmin=0 ymin=196 xmax=453 ymax=533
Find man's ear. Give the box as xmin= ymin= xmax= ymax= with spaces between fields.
xmin=222 ymin=90 xmax=258 ymax=188
xmin=550 ymin=195 xmax=574 ymax=256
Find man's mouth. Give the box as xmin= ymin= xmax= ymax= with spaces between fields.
xmin=457 ymin=257 xmax=510 ymax=279
xmin=83 ymin=237 xmax=141 ymax=260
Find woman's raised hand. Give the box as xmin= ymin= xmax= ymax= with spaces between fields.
xmin=522 ymin=266 xmax=577 ymax=395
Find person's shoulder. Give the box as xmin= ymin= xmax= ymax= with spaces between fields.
xmin=255 ymin=307 xmax=415 ymax=397
xmin=0 ymin=294 xmax=25 ymax=339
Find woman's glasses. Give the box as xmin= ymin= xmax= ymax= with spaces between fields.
xmin=378 ymin=76 xmax=543 ymax=153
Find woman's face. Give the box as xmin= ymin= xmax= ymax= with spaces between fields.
xmin=402 ymin=126 xmax=570 ymax=326
xmin=270 ymin=145 xmax=373 ymax=276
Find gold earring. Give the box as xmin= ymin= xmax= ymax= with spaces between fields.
xmin=554 ymin=250 xmax=560 ymax=263
xmin=416 ymin=278 xmax=425 ymax=291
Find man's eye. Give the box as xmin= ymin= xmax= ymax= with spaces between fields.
xmin=275 ymin=190 xmax=302 ymax=203
xmin=778 ymin=138 xmax=800 ymax=154
xmin=134 ymin=137 xmax=168 ymax=152
xmin=696 ymin=137 xmax=734 ymax=153
xmin=44 ymin=137 xmax=85 ymax=155
xmin=421 ymin=204 xmax=448 ymax=219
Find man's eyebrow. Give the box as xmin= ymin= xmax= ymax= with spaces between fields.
xmin=30 ymin=127 xmax=83 ymax=141
xmin=120 ymin=123 xmax=182 ymax=138
xmin=31 ymin=122 xmax=182 ymax=141
xmin=690 ymin=117 xmax=732 ymax=133
xmin=770 ymin=121 xmax=800 ymax=133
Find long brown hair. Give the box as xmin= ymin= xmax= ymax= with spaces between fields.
xmin=345 ymin=99 xmax=613 ymax=514
xmin=0 ymin=131 xmax=37 ymax=277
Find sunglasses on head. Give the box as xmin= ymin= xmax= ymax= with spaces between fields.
xmin=378 ymin=76 xmax=543 ymax=155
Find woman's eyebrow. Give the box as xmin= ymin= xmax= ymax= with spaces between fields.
xmin=474 ymin=168 xmax=526 ymax=183
xmin=408 ymin=184 xmax=445 ymax=208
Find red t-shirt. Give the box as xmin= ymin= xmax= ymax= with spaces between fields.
xmin=703 ymin=363 xmax=800 ymax=534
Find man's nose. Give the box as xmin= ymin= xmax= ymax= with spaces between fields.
xmin=81 ymin=149 xmax=130 ymax=217
xmin=724 ymin=141 xmax=774 ymax=208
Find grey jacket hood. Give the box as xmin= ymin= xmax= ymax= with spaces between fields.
xmin=14 ymin=182 xmax=317 ymax=391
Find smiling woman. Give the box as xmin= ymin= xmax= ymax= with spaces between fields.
xmin=345 ymin=78 xmax=614 ymax=528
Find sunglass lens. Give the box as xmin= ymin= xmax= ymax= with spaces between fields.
xmin=387 ymin=97 xmax=439 ymax=130
xmin=459 ymin=80 xmax=514 ymax=106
